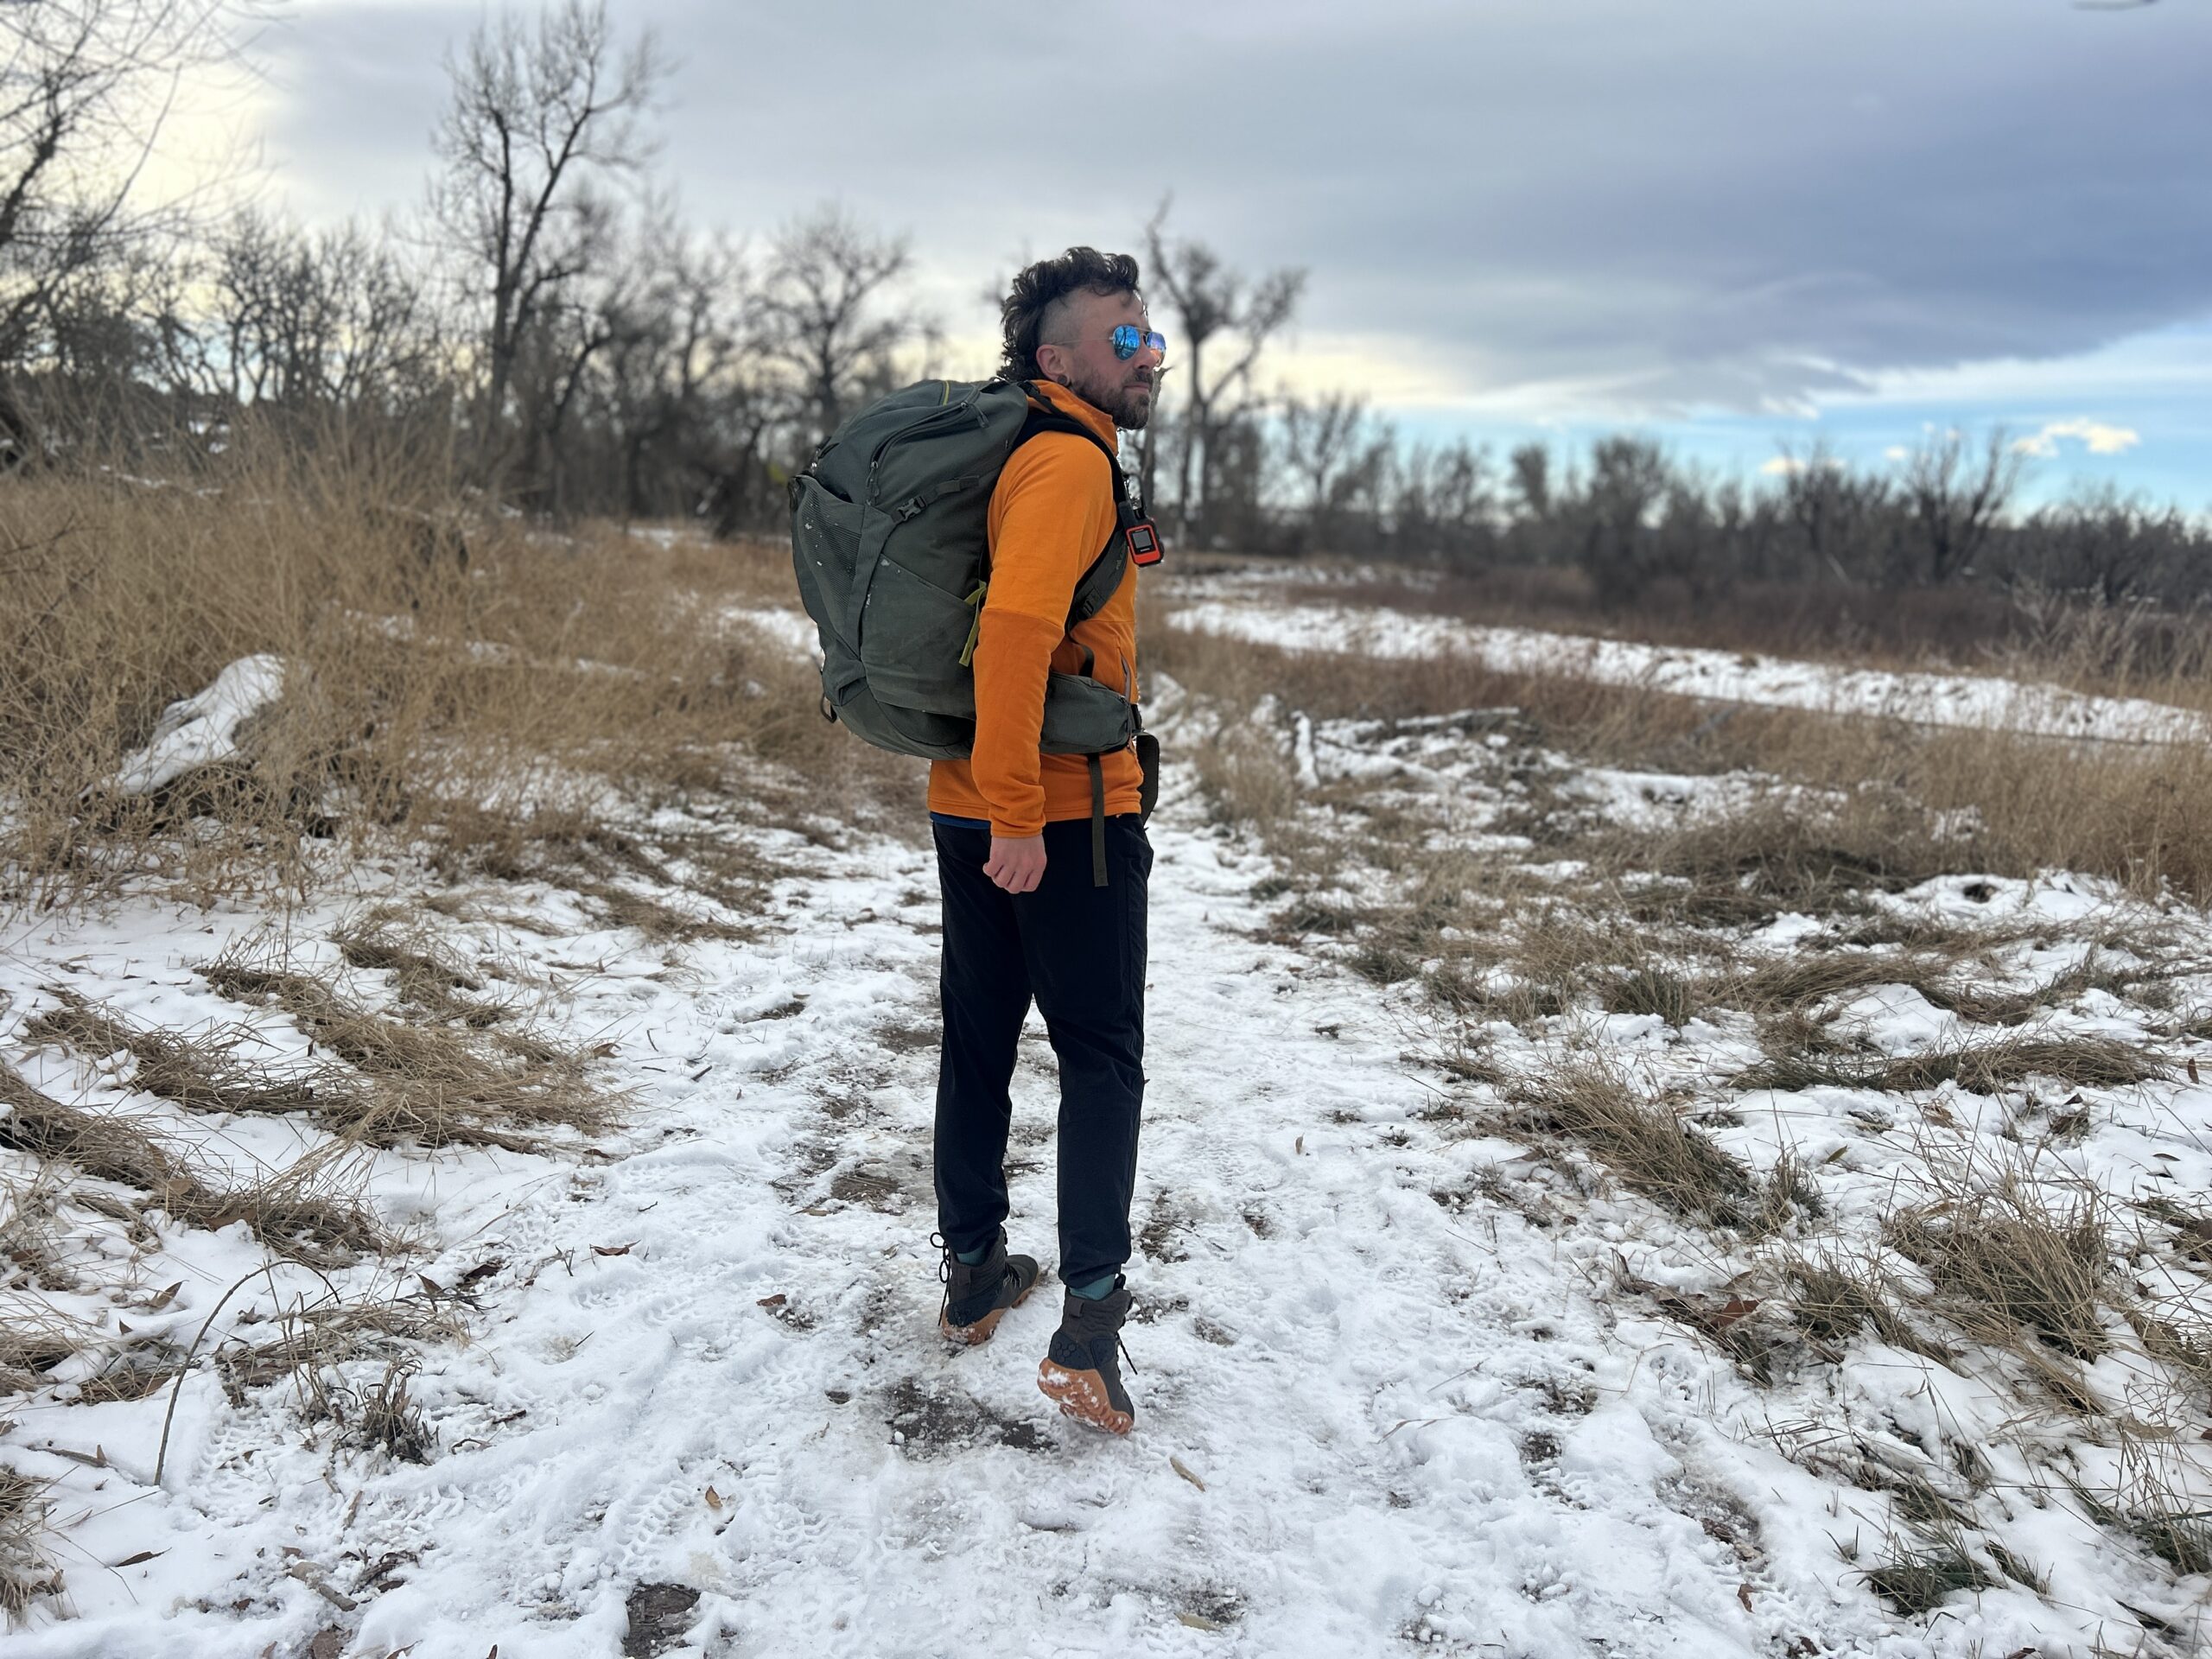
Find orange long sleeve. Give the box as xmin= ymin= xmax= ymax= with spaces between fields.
xmin=927 ymin=382 xmax=1144 ymax=836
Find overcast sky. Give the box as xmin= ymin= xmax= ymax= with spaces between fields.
xmin=207 ymin=0 xmax=2212 ymax=503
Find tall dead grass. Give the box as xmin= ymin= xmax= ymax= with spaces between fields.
xmin=1151 ymin=621 xmax=2212 ymax=902
xmin=0 ymin=419 xmax=899 ymax=913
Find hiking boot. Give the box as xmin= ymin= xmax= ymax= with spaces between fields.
xmin=1037 ymin=1281 xmax=1135 ymax=1435
xmin=936 ymin=1228 xmax=1041 ymax=1345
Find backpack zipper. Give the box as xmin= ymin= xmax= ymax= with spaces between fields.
xmin=867 ymin=396 xmax=987 ymax=502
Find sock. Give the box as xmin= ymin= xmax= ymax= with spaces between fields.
xmin=1068 ymin=1273 xmax=1118 ymax=1300
xmin=955 ymin=1243 xmax=990 ymax=1266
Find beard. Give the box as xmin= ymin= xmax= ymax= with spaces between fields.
xmin=1065 ymin=364 xmax=1154 ymax=430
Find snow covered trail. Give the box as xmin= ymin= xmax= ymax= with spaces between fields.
xmin=5 ymin=793 xmax=1895 ymax=1659
xmin=1171 ymin=596 xmax=2210 ymax=747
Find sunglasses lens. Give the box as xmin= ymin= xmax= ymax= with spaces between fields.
xmin=1110 ymin=326 xmax=1166 ymax=360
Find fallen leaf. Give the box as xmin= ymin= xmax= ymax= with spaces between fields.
xmin=1294 ymin=1135 xmax=1305 ymax=1155
xmin=111 ymin=1549 xmax=166 ymax=1567
xmin=591 ymin=1242 xmax=635 ymax=1257
xmin=705 ymin=1486 xmax=723 ymax=1510
xmin=1176 ymin=1612 xmax=1224 ymax=1631
xmin=419 ymin=1274 xmax=445 ymax=1298
xmin=1170 ymin=1455 xmax=1206 ymax=1491
xmin=145 ymin=1281 xmax=182 ymax=1312
xmin=1710 ymin=1298 xmax=1761 ymax=1331
xmin=757 ymin=1294 xmax=786 ymax=1308
xmin=2190 ymin=1057 xmax=2201 ymax=1085
xmin=1738 ymin=1582 xmax=1754 ymax=1613
xmin=458 ymin=1257 xmax=505 ymax=1287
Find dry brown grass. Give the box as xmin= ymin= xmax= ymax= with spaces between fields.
xmin=1738 ymin=1030 xmax=2166 ymax=1096
xmin=199 ymin=931 xmax=613 ymax=1152
xmin=1781 ymin=1251 xmax=1952 ymax=1363
xmin=0 ymin=1060 xmax=381 ymax=1268
xmin=213 ymin=1293 xmax=456 ymax=1401
xmin=1886 ymin=1176 xmax=2113 ymax=1363
xmin=0 ymin=425 xmax=906 ymax=914
xmin=304 ymin=1356 xmax=437 ymax=1465
xmin=0 ymin=1465 xmax=58 ymax=1623
xmin=1153 ymin=620 xmax=2212 ymax=902
xmin=25 ymin=988 xmax=327 ymax=1116
xmin=1502 ymin=1058 xmax=1801 ymax=1235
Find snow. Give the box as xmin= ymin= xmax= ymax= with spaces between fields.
xmin=111 ymin=655 xmax=289 ymax=795
xmin=720 ymin=606 xmax=822 ymax=658
xmin=1 ymin=802 xmax=1861 ymax=1659
xmin=1172 ymin=598 xmax=2211 ymax=745
xmin=8 ymin=586 xmax=2211 ymax=1657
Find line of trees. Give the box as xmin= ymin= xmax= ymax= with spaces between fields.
xmin=0 ymin=0 xmax=930 ymax=529
xmin=1211 ymin=414 xmax=2212 ymax=611
xmin=3 ymin=0 xmax=2202 ymax=613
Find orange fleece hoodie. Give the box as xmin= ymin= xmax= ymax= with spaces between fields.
xmin=926 ymin=379 xmax=1143 ymax=836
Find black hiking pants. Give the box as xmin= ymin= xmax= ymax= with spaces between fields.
xmin=933 ymin=814 xmax=1150 ymax=1292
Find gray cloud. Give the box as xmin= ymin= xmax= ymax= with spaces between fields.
xmin=258 ymin=0 xmax=2212 ymax=414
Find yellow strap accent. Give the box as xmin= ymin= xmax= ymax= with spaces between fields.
xmin=958 ymin=580 xmax=988 ymax=667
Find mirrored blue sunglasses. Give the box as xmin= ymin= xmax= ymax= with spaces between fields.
xmin=1110 ymin=325 xmax=1167 ymax=360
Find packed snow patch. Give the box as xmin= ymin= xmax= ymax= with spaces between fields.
xmin=111 ymin=654 xmax=289 ymax=794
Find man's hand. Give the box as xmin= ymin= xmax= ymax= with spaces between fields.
xmin=985 ymin=833 xmax=1046 ymax=894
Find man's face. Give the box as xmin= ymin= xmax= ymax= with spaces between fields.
xmin=1036 ymin=288 xmax=1161 ymax=430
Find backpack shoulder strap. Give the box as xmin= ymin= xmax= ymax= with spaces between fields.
xmin=1009 ymin=385 xmax=1131 ymax=629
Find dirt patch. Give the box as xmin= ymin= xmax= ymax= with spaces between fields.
xmin=622 ymin=1581 xmax=702 ymax=1657
xmin=883 ymin=1377 xmax=1044 ymax=1457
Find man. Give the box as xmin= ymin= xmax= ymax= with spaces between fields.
xmin=926 ymin=248 xmax=1163 ymax=1437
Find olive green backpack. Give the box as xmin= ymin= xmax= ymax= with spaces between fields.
xmin=790 ymin=378 xmax=1155 ymax=881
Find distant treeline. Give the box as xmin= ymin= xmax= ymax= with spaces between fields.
xmin=1195 ymin=416 xmax=2212 ymax=612
xmin=1 ymin=1 xmax=2199 ymax=612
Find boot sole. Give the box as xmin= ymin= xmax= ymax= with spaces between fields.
xmin=938 ymin=1281 xmax=1036 ymax=1347
xmin=1037 ymin=1360 xmax=1135 ymax=1436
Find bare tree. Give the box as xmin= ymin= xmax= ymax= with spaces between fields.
xmin=1903 ymin=429 xmax=2024 ymax=583
xmin=430 ymin=0 xmax=663 ymax=480
xmin=759 ymin=206 xmax=921 ymax=454
xmin=0 ymin=0 xmax=264 ymax=444
xmin=595 ymin=210 xmax=770 ymax=519
xmin=1142 ymin=202 xmax=1305 ymax=546
xmin=1279 ymin=388 xmax=1390 ymax=556
xmin=1774 ymin=439 xmax=1896 ymax=583
xmin=1573 ymin=435 xmax=1674 ymax=601
xmin=2020 ymin=482 xmax=2176 ymax=607
xmin=1509 ymin=442 xmax=1552 ymax=524
xmin=1390 ymin=438 xmax=1499 ymax=568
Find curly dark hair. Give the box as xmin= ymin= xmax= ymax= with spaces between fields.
xmin=998 ymin=247 xmax=1142 ymax=382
